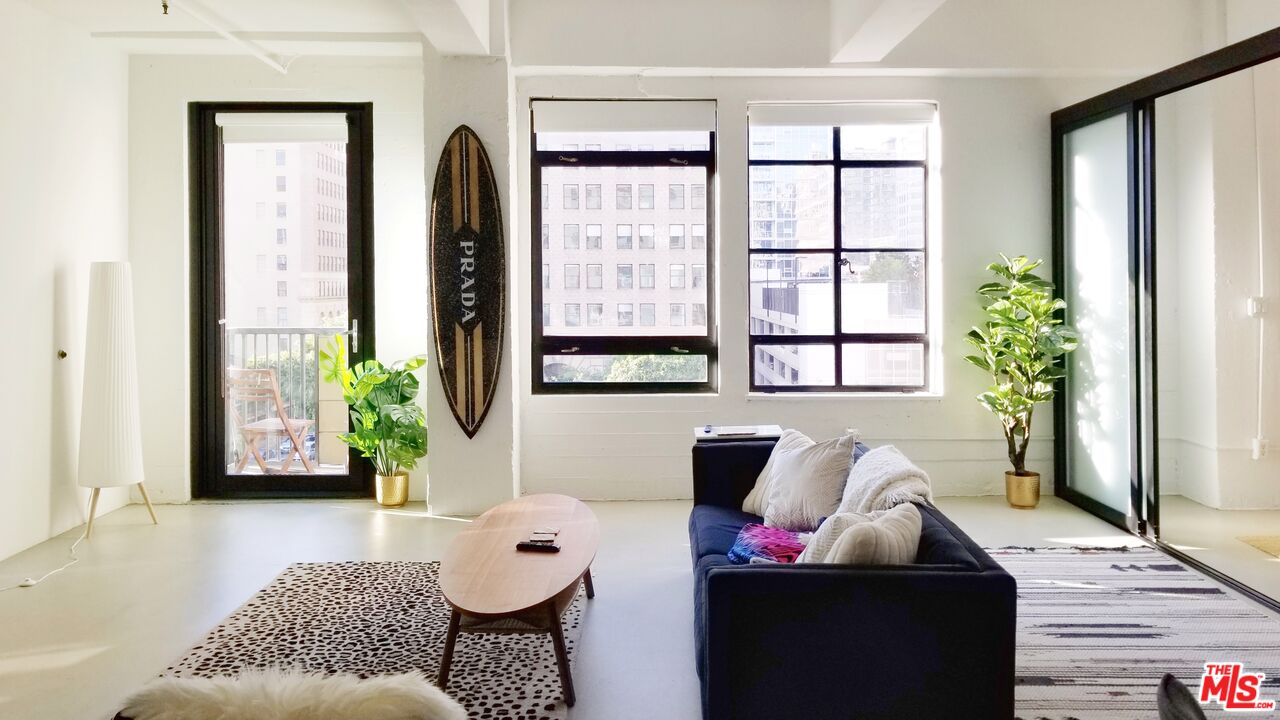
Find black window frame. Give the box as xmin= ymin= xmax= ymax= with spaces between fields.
xmin=748 ymin=123 xmax=930 ymax=393
xmin=531 ymin=105 xmax=717 ymax=395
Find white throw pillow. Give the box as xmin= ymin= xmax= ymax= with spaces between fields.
xmin=742 ymin=429 xmax=812 ymax=516
xmin=796 ymin=511 xmax=876 ymax=563
xmin=761 ymin=434 xmax=856 ymax=531
xmin=824 ymin=502 xmax=922 ymax=566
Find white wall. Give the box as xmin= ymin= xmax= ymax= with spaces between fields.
xmin=0 ymin=2 xmax=130 ymax=560
xmin=511 ymin=73 xmax=1121 ymax=500
xmin=128 ymin=54 xmax=426 ymax=503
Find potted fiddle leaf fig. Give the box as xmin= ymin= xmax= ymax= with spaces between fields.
xmin=964 ymin=255 xmax=1078 ymax=509
xmin=320 ymin=336 xmax=428 ymax=508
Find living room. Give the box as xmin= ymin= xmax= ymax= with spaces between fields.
xmin=3 ymin=1 xmax=1280 ymax=718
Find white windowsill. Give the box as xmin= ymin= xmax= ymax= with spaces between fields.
xmin=745 ymin=391 xmax=944 ymax=400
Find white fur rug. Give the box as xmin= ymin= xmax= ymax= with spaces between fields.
xmin=120 ymin=668 xmax=465 ymax=720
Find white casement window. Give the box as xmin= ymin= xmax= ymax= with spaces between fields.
xmin=532 ymin=99 xmax=717 ymax=391
xmin=747 ymin=102 xmax=935 ymax=391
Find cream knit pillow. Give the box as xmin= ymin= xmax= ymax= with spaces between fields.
xmin=796 ymin=511 xmax=875 ymax=563
xmin=761 ymin=434 xmax=856 ymax=531
xmin=742 ymin=429 xmax=812 ymax=517
xmin=824 ymin=502 xmax=922 ymax=565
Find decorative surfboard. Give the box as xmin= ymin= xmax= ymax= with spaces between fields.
xmin=430 ymin=126 xmax=505 ymax=439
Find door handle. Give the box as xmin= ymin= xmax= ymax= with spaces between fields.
xmin=341 ymin=318 xmax=359 ymax=353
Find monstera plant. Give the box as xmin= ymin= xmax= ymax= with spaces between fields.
xmin=964 ymin=255 xmax=1078 ymax=508
xmin=320 ymin=335 xmax=427 ymax=507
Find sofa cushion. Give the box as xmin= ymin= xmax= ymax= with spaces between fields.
xmin=693 ymin=553 xmax=734 ymax=680
xmin=763 ymin=433 xmax=857 ymax=531
xmin=823 ymin=503 xmax=922 ymax=565
xmin=741 ymin=429 xmax=811 ymax=516
xmin=914 ymin=504 xmax=981 ymax=570
xmin=689 ymin=505 xmax=761 ymax=562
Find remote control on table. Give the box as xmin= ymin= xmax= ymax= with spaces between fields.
xmin=517 ymin=541 xmax=561 ymax=553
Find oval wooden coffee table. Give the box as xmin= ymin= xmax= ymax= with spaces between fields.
xmin=437 ymin=494 xmax=599 ymax=706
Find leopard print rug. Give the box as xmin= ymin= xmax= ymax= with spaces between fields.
xmin=165 ymin=562 xmax=586 ymax=720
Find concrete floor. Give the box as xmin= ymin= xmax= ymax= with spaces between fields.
xmin=1159 ymin=495 xmax=1280 ymax=603
xmin=0 ymin=496 xmax=1132 ymax=720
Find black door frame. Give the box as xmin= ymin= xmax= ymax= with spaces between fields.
xmin=1051 ymin=26 xmax=1280 ymax=611
xmin=189 ymin=101 xmax=376 ymax=499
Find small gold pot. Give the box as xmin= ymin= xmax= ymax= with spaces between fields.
xmin=1005 ymin=471 xmax=1041 ymax=509
xmin=376 ymin=471 xmax=409 ymax=508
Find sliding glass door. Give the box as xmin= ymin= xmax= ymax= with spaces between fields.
xmin=190 ymin=103 xmax=375 ymax=498
xmin=1054 ymin=110 xmax=1143 ymax=531
xmin=1052 ymin=26 xmax=1280 ymax=610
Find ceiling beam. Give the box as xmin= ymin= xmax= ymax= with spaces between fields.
xmin=830 ymin=0 xmax=947 ymax=64
xmin=167 ymin=0 xmax=291 ymax=73
xmin=399 ymin=0 xmax=491 ymax=55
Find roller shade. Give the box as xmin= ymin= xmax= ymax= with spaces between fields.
xmin=748 ymin=103 xmax=936 ymax=127
xmin=216 ymin=113 xmax=349 ymax=143
xmin=532 ymin=100 xmax=717 ymax=133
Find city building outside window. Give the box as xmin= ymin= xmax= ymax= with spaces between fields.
xmin=275 ymin=149 xmax=286 ymax=166
xmin=276 ymin=254 xmax=288 ymax=271
xmin=747 ymin=103 xmax=934 ymax=391
xmin=276 ymin=176 xmax=287 ymax=192
xmin=671 ymin=303 xmax=686 ymax=326
xmin=276 ymin=228 xmax=287 ymax=244
xmin=532 ymin=99 xmax=716 ymax=391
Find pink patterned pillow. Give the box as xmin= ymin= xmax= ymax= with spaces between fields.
xmin=727 ymin=523 xmax=806 ymax=565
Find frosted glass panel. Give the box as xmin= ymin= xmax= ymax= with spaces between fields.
xmin=1062 ymin=113 xmax=1133 ymax=516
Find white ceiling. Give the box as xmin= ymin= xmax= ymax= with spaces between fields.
xmin=31 ymin=0 xmax=419 ymax=34
xmin=21 ymin=0 xmax=492 ymax=58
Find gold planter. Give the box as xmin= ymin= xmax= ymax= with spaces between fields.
xmin=376 ymin=472 xmax=409 ymax=508
xmin=1006 ymin=471 xmax=1041 ymax=509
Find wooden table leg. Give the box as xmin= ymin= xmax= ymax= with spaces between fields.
xmin=437 ymin=608 xmax=461 ymax=688
xmin=136 ymin=482 xmax=159 ymax=525
xmin=547 ymin=601 xmax=576 ymax=707
xmin=85 ymin=488 xmax=101 ymax=539
xmin=583 ymin=567 xmax=595 ymax=599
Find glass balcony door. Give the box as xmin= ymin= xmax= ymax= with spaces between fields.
xmin=191 ymin=104 xmax=374 ymax=498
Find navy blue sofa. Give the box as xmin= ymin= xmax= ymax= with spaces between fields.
xmin=690 ymin=439 xmax=1017 ymax=720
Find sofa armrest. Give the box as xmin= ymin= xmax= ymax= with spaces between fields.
xmin=703 ymin=564 xmax=1016 ymax=720
xmin=691 ymin=440 xmax=776 ymax=509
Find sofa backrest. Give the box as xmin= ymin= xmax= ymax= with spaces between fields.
xmin=914 ymin=503 xmax=982 ymax=570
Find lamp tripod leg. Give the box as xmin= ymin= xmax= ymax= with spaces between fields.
xmin=85 ymin=488 xmax=101 ymax=538
xmin=137 ymin=482 xmax=158 ymax=525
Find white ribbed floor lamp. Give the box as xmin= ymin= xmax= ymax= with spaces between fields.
xmin=79 ymin=261 xmax=157 ymax=537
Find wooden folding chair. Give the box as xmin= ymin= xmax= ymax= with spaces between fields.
xmin=226 ymin=368 xmax=316 ymax=474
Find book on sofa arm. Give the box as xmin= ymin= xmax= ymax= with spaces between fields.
xmin=693 ymin=424 xmax=783 ymax=443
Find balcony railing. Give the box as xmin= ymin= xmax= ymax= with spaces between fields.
xmin=224 ymin=326 xmax=342 ymax=474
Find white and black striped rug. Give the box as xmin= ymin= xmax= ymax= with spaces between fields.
xmin=995 ymin=546 xmax=1280 ymax=719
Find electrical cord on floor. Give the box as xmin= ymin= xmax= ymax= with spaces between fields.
xmin=0 ymin=504 xmax=91 ymax=593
